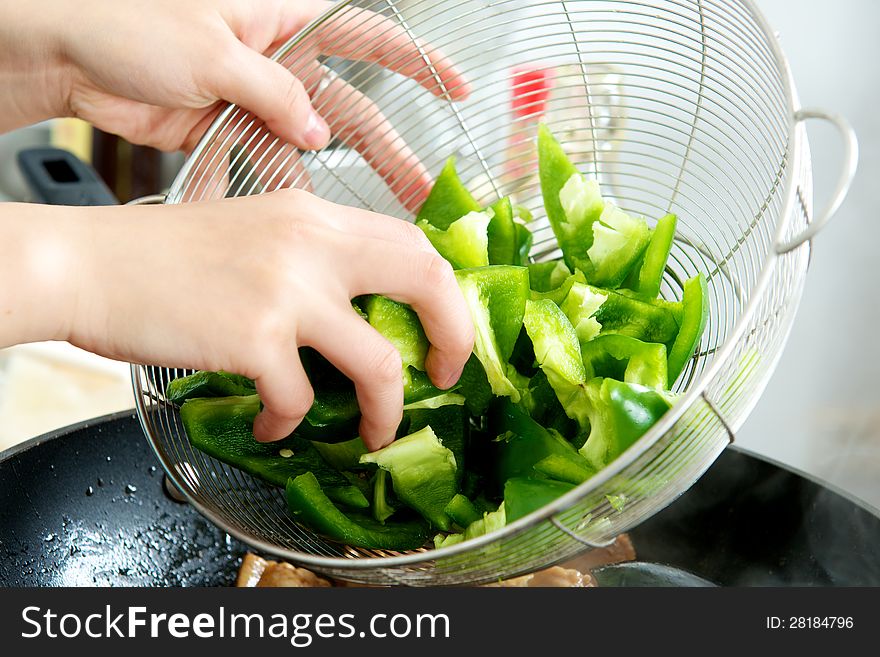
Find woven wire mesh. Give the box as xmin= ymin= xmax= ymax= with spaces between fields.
xmin=133 ymin=0 xmax=813 ymax=585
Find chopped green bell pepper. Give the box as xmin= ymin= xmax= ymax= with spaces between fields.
xmin=179 ymin=394 xmax=368 ymax=508
xmin=539 ymin=124 xmax=650 ymax=287
xmin=666 ymin=273 xmax=709 ymax=387
xmin=580 ymin=334 xmax=668 ymax=390
xmin=417 ymin=210 xmax=491 ymax=269
xmin=522 ymin=298 xmax=591 ymax=430
xmin=528 ymin=259 xmax=572 ymax=293
xmin=286 ymin=472 xmax=429 ymax=550
xmin=538 ymin=124 xmax=591 ymax=273
xmin=491 ymin=398 xmax=584 ymax=485
xmin=407 ymin=404 xmax=468 ymax=486
xmin=579 ymin=378 xmax=673 ymax=470
xmin=444 ymin=493 xmax=482 ymax=528
xmin=455 ymin=265 xmax=530 ymax=401
xmin=455 ymin=354 xmax=494 ymax=415
xmin=310 ymin=436 xmax=368 ymax=472
xmin=165 ymin=370 xmax=256 ymax=405
xmin=434 ymin=503 xmax=506 ymax=549
xmin=504 ymin=477 xmax=575 ymax=524
xmin=488 ymin=197 xmax=517 ymax=266
xmin=372 ymin=469 xmax=396 ymax=524
xmin=533 ymin=453 xmax=595 ymax=485
xmin=559 ymin=280 xmax=609 ymax=342
xmin=359 ymin=425 xmax=458 ymax=530
xmin=563 ymin=282 xmax=682 ymax=348
xmin=623 ymin=213 xmax=677 ymax=298
xmin=362 ymin=295 xmax=427 ymax=371
xmin=416 ymin=157 xmax=481 ymax=229
xmin=514 ymin=223 xmax=534 ymax=266
xmin=582 ymin=197 xmax=651 ymax=288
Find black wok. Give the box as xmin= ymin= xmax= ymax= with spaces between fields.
xmin=1 ymin=411 xmax=879 ymax=586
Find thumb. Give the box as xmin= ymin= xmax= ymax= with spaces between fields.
xmin=209 ymin=40 xmax=331 ymax=151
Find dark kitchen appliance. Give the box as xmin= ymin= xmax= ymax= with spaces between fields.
xmin=1 ymin=413 xmax=877 ymax=586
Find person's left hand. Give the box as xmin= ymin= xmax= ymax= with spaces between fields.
xmin=54 ymin=0 xmax=469 ymax=209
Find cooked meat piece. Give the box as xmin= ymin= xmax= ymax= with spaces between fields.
xmin=236 ymin=553 xmax=269 ymax=588
xmin=485 ymin=566 xmax=595 ymax=587
xmin=256 ymin=562 xmax=332 ymax=588
xmin=559 ymin=533 xmax=636 ymax=572
xmin=236 ymin=535 xmax=635 ymax=588
xmin=237 ymin=554 xmax=332 ymax=588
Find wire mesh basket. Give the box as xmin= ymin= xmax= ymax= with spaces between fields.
xmin=133 ymin=0 xmax=857 ymax=585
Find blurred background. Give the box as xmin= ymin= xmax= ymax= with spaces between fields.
xmin=0 ymin=0 xmax=877 ymax=509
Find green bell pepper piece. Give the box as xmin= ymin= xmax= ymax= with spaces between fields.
xmin=540 ymin=124 xmax=650 ymax=287
xmin=528 ymin=259 xmax=572 ymax=293
xmin=563 ymin=282 xmax=682 ymax=348
xmin=559 ymin=280 xmax=609 ymax=342
xmin=444 ymin=494 xmax=482 ymax=528
xmin=434 ymin=503 xmax=506 ymax=549
xmin=165 ymin=370 xmax=256 ymax=404
xmin=363 ymin=295 xmax=428 ymax=370
xmin=488 ymin=197 xmax=517 ymax=265
xmin=456 ymin=353 xmax=495 ymax=416
xmin=286 ymin=472 xmax=429 ymax=550
xmin=487 ymin=197 xmax=532 ymax=266
xmin=579 ymin=378 xmax=673 ymax=470
xmin=455 ymin=265 xmax=530 ymax=401
xmin=533 ymin=453 xmax=595 ymax=485
xmin=372 ymin=469 xmax=396 ymax=524
xmin=417 ymin=210 xmax=491 ymax=269
xmin=360 ymin=425 xmax=458 ymax=530
xmin=666 ymin=273 xmax=709 ymax=387
xmin=623 ymin=213 xmax=677 ymax=298
xmin=514 ymin=223 xmax=533 ymax=266
xmin=522 ymin=298 xmax=591 ymax=429
xmin=580 ymin=334 xmax=668 ymax=390
xmin=538 ymin=124 xmax=592 ymax=273
xmin=580 ymin=196 xmax=651 ymax=288
xmin=491 ymin=398 xmax=584 ymax=485
xmin=416 ymin=157 xmax=481 ymax=229
xmin=504 ymin=477 xmax=575 ymax=524
xmin=310 ymin=436 xmax=368 ymax=472
xmin=179 ymin=394 xmax=368 ymax=508
xmin=519 ymin=369 xmax=578 ymax=439
xmin=406 ymin=404 xmax=468 ymax=486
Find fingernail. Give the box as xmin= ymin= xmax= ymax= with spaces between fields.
xmin=304 ymin=109 xmax=330 ymax=150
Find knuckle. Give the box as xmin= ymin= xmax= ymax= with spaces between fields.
xmin=404 ymin=221 xmax=434 ymax=250
xmin=420 ymin=253 xmax=455 ymax=288
xmin=368 ymin=343 xmax=404 ymax=384
xmin=282 ymin=77 xmax=308 ymax=113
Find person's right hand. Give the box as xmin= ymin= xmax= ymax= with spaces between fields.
xmin=33 ymin=191 xmax=475 ymax=450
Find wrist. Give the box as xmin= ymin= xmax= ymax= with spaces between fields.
xmin=0 ymin=1 xmax=77 ymax=128
xmin=0 ymin=204 xmax=86 ymax=347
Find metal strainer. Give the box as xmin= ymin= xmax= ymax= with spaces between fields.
xmin=133 ymin=0 xmax=857 ymax=585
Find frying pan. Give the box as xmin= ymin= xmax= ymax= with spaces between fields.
xmin=1 ymin=411 xmax=879 ymax=586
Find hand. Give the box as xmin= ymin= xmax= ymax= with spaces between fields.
xmin=46 ymin=191 xmax=474 ymax=449
xmin=56 ymin=0 xmax=469 ymax=211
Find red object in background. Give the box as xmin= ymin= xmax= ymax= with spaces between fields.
xmin=510 ymin=65 xmax=556 ymax=119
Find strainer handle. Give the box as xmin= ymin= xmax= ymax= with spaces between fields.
xmin=775 ymin=108 xmax=859 ymax=255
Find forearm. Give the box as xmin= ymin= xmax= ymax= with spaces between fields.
xmin=0 ymin=1 xmax=72 ymax=132
xmin=0 ymin=203 xmax=81 ymax=347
